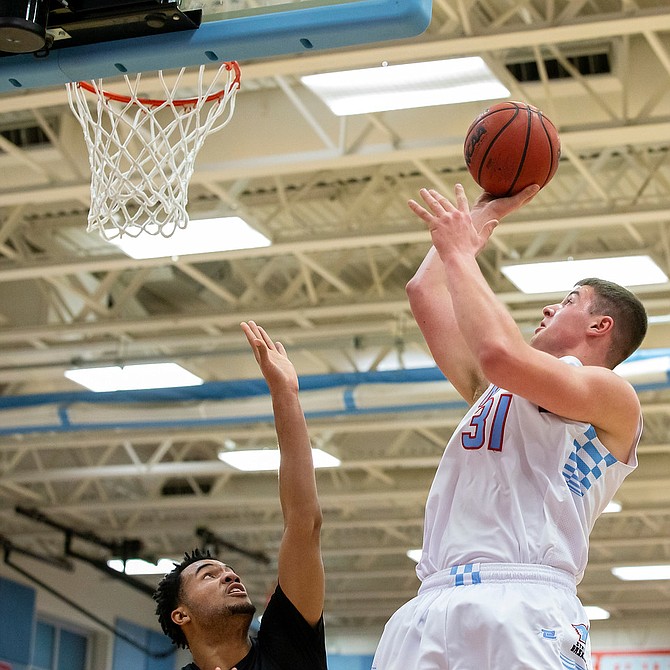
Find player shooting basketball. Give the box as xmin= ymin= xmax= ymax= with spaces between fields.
xmin=153 ymin=321 xmax=327 ymax=670
xmin=372 ymin=184 xmax=647 ymax=670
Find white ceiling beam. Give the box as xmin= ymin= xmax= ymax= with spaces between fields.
xmin=1 ymin=116 xmax=670 ymax=211
xmin=3 ymin=455 xmax=443 ymax=484
xmin=0 ymin=202 xmax=668 ymax=284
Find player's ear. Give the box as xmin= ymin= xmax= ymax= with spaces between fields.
xmin=589 ymin=315 xmax=614 ymax=336
xmin=171 ymin=607 xmax=190 ymax=627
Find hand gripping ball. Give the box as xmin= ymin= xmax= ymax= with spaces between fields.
xmin=464 ymin=101 xmax=561 ymax=197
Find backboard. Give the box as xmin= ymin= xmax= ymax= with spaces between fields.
xmin=0 ymin=0 xmax=432 ymax=93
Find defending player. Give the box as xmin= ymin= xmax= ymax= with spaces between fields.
xmin=372 ymin=184 xmax=646 ymax=670
xmin=153 ymin=321 xmax=326 ymax=670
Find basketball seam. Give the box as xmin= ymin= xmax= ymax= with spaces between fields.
xmin=506 ymin=105 xmax=533 ymax=196
xmin=538 ymin=113 xmax=559 ymax=187
xmin=464 ymin=102 xmax=522 ymax=130
xmin=475 ymin=106 xmax=521 ymax=190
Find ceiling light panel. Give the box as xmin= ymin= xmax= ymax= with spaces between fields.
xmin=301 ymin=57 xmax=510 ymax=115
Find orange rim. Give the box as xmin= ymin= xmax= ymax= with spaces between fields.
xmin=77 ymin=61 xmax=241 ymax=107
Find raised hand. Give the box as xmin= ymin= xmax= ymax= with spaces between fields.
xmin=241 ymin=321 xmax=299 ymax=395
xmin=408 ymin=184 xmax=498 ymax=261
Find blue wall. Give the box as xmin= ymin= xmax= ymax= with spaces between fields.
xmin=328 ymin=654 xmax=374 ymax=670
xmin=0 ymin=576 xmax=35 ymax=668
xmin=112 ymin=618 xmax=175 ymax=670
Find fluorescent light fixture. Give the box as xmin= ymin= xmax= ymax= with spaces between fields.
xmin=406 ymin=549 xmax=422 ymax=563
xmin=218 ymin=448 xmax=341 ymax=471
xmin=584 ymin=606 xmax=610 ymax=620
xmin=65 ymin=362 xmax=203 ymax=392
xmin=107 ymin=558 xmax=176 ymax=575
xmin=611 ymin=565 xmax=670 ymax=581
xmin=502 ymin=255 xmax=668 ymax=294
xmin=363 ymin=348 xmax=435 ymax=372
xmin=603 ymin=500 xmax=622 ymax=514
xmin=109 ymin=216 xmax=271 ymax=260
xmin=301 ymin=57 xmax=510 ymax=116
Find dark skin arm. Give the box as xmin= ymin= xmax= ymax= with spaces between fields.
xmin=241 ymin=321 xmax=324 ymax=626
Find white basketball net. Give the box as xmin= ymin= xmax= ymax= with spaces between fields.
xmin=66 ymin=62 xmax=240 ymax=240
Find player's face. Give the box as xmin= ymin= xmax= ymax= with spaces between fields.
xmin=530 ymin=285 xmax=597 ymax=355
xmin=178 ymin=559 xmax=256 ymax=620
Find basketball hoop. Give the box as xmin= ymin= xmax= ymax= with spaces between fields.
xmin=66 ymin=62 xmax=241 ymax=240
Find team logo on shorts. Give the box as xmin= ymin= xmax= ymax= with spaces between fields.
xmin=571 ymin=623 xmax=589 ymax=659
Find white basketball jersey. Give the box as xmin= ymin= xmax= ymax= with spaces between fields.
xmin=417 ymin=356 xmax=640 ymax=585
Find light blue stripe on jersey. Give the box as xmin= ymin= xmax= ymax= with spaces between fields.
xmin=449 ymin=563 xmax=482 ymax=586
xmin=563 ymin=425 xmax=617 ymax=497
xmin=560 ymin=652 xmax=587 ymax=670
xmin=419 ymin=563 xmax=576 ymax=595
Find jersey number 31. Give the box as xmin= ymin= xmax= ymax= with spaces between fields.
xmin=461 ymin=389 xmax=512 ymax=452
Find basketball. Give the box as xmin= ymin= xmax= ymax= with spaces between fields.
xmin=463 ymin=101 xmax=561 ymax=197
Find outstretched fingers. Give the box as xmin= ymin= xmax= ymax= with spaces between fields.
xmin=241 ymin=321 xmax=271 ymax=367
xmin=421 ymin=187 xmax=454 ymax=215
xmin=247 ymin=320 xmax=275 ymax=350
xmin=408 ymin=185 xmax=471 ymax=222
xmin=241 ymin=320 xmax=261 ymax=349
xmin=408 ymin=190 xmax=445 ymax=223
xmin=452 ymin=183 xmax=470 ymax=213
xmin=420 ymin=188 xmax=446 ymax=216
xmin=241 ymin=321 xmax=289 ymax=366
xmin=423 ymin=185 xmax=468 ymax=215
xmin=257 ymin=324 xmax=275 ymax=349
xmin=253 ymin=323 xmax=288 ymax=361
xmin=407 ymin=197 xmax=432 ymax=223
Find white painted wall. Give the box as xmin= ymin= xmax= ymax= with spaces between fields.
xmin=591 ymin=618 xmax=670 ymax=651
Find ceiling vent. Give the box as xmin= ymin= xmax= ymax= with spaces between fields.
xmin=0 ymin=124 xmax=51 ymax=147
xmin=506 ymin=51 xmax=611 ymax=82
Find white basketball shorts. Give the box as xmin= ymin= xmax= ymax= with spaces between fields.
xmin=372 ymin=563 xmax=591 ymax=670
